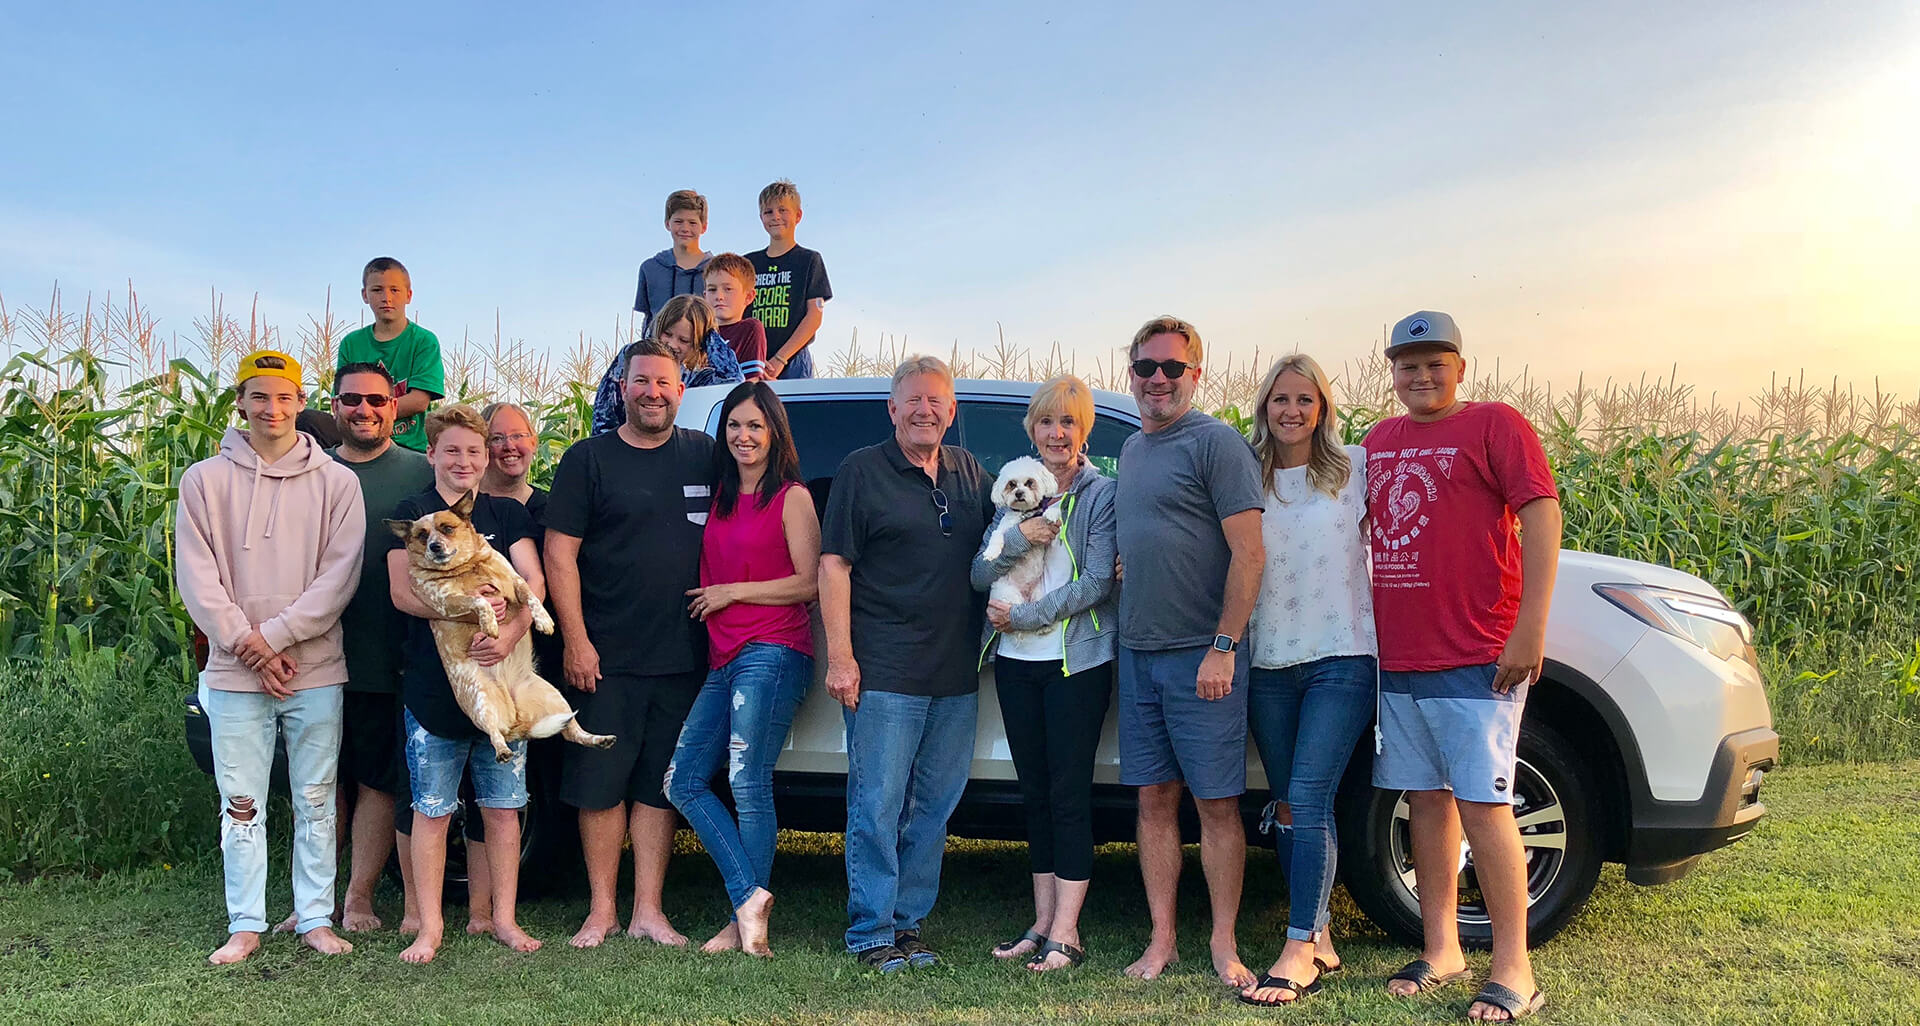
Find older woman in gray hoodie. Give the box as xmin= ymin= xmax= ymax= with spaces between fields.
xmin=970 ymin=375 xmax=1119 ymax=972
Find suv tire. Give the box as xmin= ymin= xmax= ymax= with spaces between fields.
xmin=1338 ymin=720 xmax=1603 ymax=949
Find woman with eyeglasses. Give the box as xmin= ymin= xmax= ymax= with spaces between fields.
xmin=1236 ymin=354 xmax=1376 ymax=1008
xmin=664 ymin=381 xmax=820 ymax=958
xmin=970 ymin=375 xmax=1118 ymax=973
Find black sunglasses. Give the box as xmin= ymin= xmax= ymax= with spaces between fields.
xmin=1130 ymin=358 xmax=1192 ymax=381
xmin=930 ymin=487 xmax=953 ymax=538
xmin=335 ymin=392 xmax=393 ymax=408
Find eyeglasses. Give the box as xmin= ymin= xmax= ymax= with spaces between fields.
xmin=334 ymin=392 xmax=392 ymax=408
xmin=1130 ymin=358 xmax=1192 ymax=381
xmin=489 ymin=433 xmax=535 ymax=446
xmin=930 ymin=487 xmax=953 ymax=537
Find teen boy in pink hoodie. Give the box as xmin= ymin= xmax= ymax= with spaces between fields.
xmin=175 ymin=350 xmax=366 ymax=965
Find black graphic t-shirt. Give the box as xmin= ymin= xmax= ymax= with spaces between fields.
xmin=544 ymin=428 xmax=716 ymax=676
xmin=746 ymin=245 xmax=832 ymax=372
xmin=389 ymin=489 xmax=538 ymax=740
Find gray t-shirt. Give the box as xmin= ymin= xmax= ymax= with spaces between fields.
xmin=1115 ymin=408 xmax=1264 ymax=650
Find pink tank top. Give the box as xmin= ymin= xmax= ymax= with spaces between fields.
xmin=700 ymin=481 xmax=815 ymax=668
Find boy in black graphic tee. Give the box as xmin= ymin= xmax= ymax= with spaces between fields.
xmin=746 ymin=179 xmax=833 ymax=380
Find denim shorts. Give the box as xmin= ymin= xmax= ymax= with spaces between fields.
xmin=1372 ymin=664 xmax=1528 ymax=805
xmin=1117 ymin=644 xmax=1249 ymax=799
xmin=403 ymin=708 xmax=528 ymax=817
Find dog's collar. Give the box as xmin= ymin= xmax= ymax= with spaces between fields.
xmin=1017 ymin=497 xmax=1056 ymax=522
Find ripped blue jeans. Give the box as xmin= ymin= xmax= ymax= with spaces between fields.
xmin=664 ymin=642 xmax=812 ymax=911
xmin=402 ymin=708 xmax=528 ymax=818
xmin=201 ymin=680 xmax=342 ymax=936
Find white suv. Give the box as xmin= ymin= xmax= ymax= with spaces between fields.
xmin=677 ymin=377 xmax=1779 ymax=948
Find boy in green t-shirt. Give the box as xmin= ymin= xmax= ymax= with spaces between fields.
xmin=337 ymin=257 xmax=445 ymax=451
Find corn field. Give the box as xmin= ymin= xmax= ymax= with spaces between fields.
xmin=1 ymin=284 xmax=1916 ymax=764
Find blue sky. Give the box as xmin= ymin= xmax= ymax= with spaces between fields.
xmin=3 ymin=2 xmax=1915 ymax=397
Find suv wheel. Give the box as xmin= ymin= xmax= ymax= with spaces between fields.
xmin=1339 ymin=720 xmax=1603 ymax=948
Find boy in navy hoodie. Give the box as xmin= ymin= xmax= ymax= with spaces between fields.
xmin=593 ymin=190 xmax=711 ymax=433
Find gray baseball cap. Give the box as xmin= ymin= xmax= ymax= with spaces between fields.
xmin=1385 ymin=310 xmax=1463 ymax=357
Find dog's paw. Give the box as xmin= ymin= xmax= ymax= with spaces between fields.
xmin=532 ymin=606 xmax=555 ymax=635
xmin=1043 ymin=504 xmax=1064 ymax=524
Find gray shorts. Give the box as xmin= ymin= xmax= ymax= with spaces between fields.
xmin=1372 ymin=664 xmax=1528 ymax=805
xmin=1117 ymin=644 xmax=1248 ymax=799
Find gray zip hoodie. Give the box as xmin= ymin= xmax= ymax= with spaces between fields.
xmin=633 ymin=248 xmax=711 ymax=327
xmin=971 ymin=460 xmax=1119 ymax=673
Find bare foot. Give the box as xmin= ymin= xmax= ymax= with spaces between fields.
xmin=466 ymin=916 xmax=494 ymax=936
xmin=491 ymin=922 xmax=543 ymax=953
xmin=270 ymin=912 xmax=299 ymax=934
xmin=399 ymin=913 xmax=421 ymax=936
xmin=570 ymin=912 xmax=618 ymax=949
xmin=399 ymin=929 xmax=442 ymax=964
xmin=1211 ymin=940 xmax=1256 ymax=988
xmin=300 ymin=926 xmax=354 ymax=955
xmin=1386 ymin=950 xmax=1469 ymax=997
xmin=1124 ymin=938 xmax=1179 ymax=980
xmin=701 ymin=921 xmax=743 ymax=954
xmin=736 ymin=889 xmax=774 ymax=958
xmin=341 ymin=900 xmax=382 ymax=933
xmin=208 ymin=931 xmax=261 ymax=965
xmin=626 ymin=914 xmax=689 ymax=947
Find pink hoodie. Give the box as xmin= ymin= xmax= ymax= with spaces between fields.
xmin=175 ymin=427 xmax=366 ymax=693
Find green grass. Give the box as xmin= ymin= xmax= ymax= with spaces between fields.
xmin=2 ymin=761 xmax=1915 ymax=1025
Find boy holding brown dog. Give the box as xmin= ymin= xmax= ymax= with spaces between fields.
xmin=384 ymin=405 xmax=546 ymax=963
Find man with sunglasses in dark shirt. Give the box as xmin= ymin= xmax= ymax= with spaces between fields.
xmin=1113 ymin=316 xmax=1266 ymax=988
xmin=327 ymin=361 xmax=433 ymax=934
xmin=819 ymin=355 xmax=993 ymax=973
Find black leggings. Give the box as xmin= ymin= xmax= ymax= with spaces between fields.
xmin=994 ymin=655 xmax=1114 ymax=882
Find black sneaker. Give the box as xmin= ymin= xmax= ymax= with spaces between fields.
xmin=855 ymin=944 xmax=909 ymax=973
xmin=895 ymin=931 xmax=940 ymax=968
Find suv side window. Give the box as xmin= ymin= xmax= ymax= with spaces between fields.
xmin=780 ymin=397 xmax=959 ymax=517
xmin=956 ymin=399 xmax=1135 ymax=479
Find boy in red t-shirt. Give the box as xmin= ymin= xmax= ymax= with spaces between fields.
xmin=1363 ymin=311 xmax=1561 ymax=1022
xmin=703 ymin=253 xmax=769 ymax=381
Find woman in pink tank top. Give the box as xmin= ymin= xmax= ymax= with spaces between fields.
xmin=662 ymin=382 xmax=819 ymax=958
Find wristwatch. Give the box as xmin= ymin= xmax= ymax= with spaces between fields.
xmin=1211 ymin=634 xmax=1236 ymax=653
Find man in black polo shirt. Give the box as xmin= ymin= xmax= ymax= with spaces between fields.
xmin=819 ymin=355 xmax=993 ymax=972
xmin=544 ymin=337 xmax=714 ymax=950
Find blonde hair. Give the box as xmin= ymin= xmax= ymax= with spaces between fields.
xmin=480 ymin=401 xmax=535 ymax=437
xmin=758 ymin=179 xmax=801 ymax=211
xmin=425 ymin=404 xmax=489 ymax=447
xmin=1025 ymin=375 xmax=1095 ymax=448
xmin=651 ymin=294 xmax=717 ymax=370
xmin=1128 ymin=315 xmax=1204 ymax=365
xmin=1249 ymin=353 xmax=1351 ymax=501
xmin=890 ymin=354 xmax=954 ymax=397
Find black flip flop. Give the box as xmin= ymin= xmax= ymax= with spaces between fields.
xmin=992 ymin=929 xmax=1047 ymax=959
xmin=1238 ymin=972 xmax=1324 ymax=1007
xmin=1468 ymin=982 xmax=1546 ymax=1021
xmin=1025 ymin=940 xmax=1086 ymax=970
xmin=1388 ymin=959 xmax=1474 ymax=994
xmin=1315 ymin=956 xmax=1344 ymax=977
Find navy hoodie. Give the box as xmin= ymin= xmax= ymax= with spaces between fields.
xmin=634 ymin=249 xmax=711 ymax=328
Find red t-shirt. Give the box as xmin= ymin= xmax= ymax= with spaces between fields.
xmin=1363 ymin=402 xmax=1558 ymax=672
xmin=700 ymin=480 xmax=814 ymax=668
xmin=717 ymin=318 xmax=769 ymax=381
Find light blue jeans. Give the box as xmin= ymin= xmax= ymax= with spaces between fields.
xmin=200 ymin=680 xmax=343 ymax=936
xmin=1247 ymin=655 xmax=1376 ymax=941
xmin=664 ymin=643 xmax=813 ymax=911
xmin=841 ymin=690 xmax=977 ymax=953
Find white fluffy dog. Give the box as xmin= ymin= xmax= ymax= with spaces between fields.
xmin=980 ymin=456 xmax=1064 ymax=631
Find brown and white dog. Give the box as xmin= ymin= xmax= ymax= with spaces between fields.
xmin=387 ymin=492 xmax=614 ymax=760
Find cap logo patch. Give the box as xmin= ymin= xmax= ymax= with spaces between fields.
xmin=1408 ymin=318 xmax=1430 ymax=338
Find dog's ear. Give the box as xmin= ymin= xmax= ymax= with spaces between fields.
xmin=450 ymin=489 xmax=477 ymax=520
xmin=385 ymin=518 xmax=416 ymax=540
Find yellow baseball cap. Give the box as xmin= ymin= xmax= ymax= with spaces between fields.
xmin=236 ymin=349 xmax=304 ymax=390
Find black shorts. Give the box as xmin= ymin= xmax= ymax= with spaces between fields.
xmin=561 ymin=670 xmax=702 ymax=811
xmin=340 ymin=691 xmax=406 ymax=798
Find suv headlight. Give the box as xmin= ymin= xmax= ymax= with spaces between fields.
xmin=1593 ymin=583 xmax=1759 ymax=670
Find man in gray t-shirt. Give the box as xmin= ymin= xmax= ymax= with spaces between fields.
xmin=1113 ymin=316 xmax=1265 ymax=988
